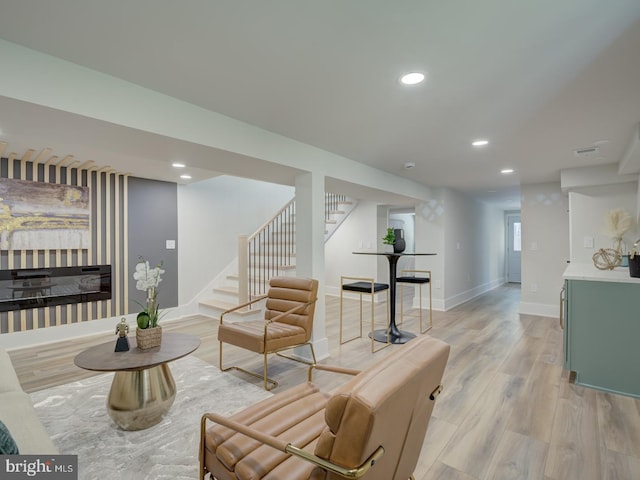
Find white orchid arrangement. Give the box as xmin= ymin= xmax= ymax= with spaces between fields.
xmin=133 ymin=256 xmax=165 ymax=329
xmin=133 ymin=257 xmax=165 ymax=291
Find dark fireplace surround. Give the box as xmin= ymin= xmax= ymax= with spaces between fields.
xmin=0 ymin=265 xmax=112 ymax=312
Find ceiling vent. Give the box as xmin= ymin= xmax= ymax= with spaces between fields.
xmin=573 ymin=146 xmax=599 ymax=157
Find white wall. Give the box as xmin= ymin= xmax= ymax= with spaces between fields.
xmin=520 ymin=183 xmax=569 ymax=317
xmin=568 ymin=182 xmax=638 ymax=263
xmin=177 ymin=175 xmax=294 ymax=303
xmin=414 ymin=193 xmax=446 ymax=309
xmin=325 ymin=201 xmax=382 ymax=296
xmin=439 ymin=188 xmax=506 ymax=309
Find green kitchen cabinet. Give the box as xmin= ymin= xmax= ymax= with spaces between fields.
xmin=563 ymin=278 xmax=640 ymax=398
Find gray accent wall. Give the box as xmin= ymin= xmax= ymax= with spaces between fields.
xmin=128 ymin=177 xmax=178 ymax=311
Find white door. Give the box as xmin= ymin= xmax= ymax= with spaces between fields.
xmin=507 ymin=214 xmax=522 ymax=283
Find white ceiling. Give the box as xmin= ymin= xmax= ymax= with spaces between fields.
xmin=1 ymin=0 xmax=640 ymax=210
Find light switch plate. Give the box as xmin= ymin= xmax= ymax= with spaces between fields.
xmin=583 ymin=236 xmax=594 ymax=248
xmin=166 ymin=240 xmax=176 ymax=249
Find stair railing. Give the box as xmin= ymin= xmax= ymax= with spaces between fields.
xmin=325 ymin=193 xmax=347 ymax=222
xmin=238 ymin=198 xmax=296 ymax=305
xmin=238 ymin=193 xmax=352 ymax=307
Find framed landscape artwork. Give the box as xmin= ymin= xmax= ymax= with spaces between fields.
xmin=0 ymin=178 xmax=90 ymax=250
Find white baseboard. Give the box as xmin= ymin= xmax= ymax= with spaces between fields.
xmin=519 ymin=302 xmax=559 ymax=318
xmin=0 ymin=307 xmax=186 ymax=351
xmin=443 ymin=279 xmax=505 ymax=310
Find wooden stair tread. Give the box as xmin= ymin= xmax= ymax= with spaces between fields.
xmin=198 ymin=299 xmax=257 ymax=316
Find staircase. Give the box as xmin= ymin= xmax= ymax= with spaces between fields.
xmin=198 ymin=193 xmax=355 ymax=318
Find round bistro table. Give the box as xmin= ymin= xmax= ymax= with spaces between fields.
xmin=74 ymin=332 xmax=200 ymax=431
xmin=353 ymin=252 xmax=437 ymax=344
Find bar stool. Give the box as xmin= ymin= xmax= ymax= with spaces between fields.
xmin=396 ymin=270 xmax=432 ymax=333
xmin=340 ymin=276 xmax=390 ymax=353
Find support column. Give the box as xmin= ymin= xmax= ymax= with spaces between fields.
xmin=294 ymin=172 xmax=329 ymax=361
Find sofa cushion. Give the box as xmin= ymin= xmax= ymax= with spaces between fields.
xmin=0 ymin=350 xmax=23 ymax=393
xmin=0 ymin=420 xmax=19 ymax=455
xmin=0 ymin=392 xmax=58 ymax=454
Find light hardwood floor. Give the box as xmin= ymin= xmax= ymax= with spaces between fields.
xmin=9 ymin=284 xmax=640 ymax=479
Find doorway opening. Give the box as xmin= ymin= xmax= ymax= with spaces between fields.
xmin=506 ymin=212 xmax=521 ymax=283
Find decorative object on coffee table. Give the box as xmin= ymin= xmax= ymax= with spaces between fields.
xmin=133 ymin=256 xmax=165 ymax=350
xmin=114 ymin=318 xmax=130 ymax=352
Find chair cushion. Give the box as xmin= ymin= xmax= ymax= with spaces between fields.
xmin=315 ymin=335 xmax=450 ymax=480
xmin=342 ymin=281 xmax=389 ymax=293
xmin=264 ymin=277 xmax=318 ymax=339
xmin=218 ymin=320 xmax=307 ymax=353
xmin=204 ymin=382 xmax=331 ymax=478
xmin=203 ymin=335 xmax=450 ymax=480
xmin=396 ymin=276 xmax=430 ymax=284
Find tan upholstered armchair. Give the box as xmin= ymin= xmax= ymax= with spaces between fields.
xmin=218 ymin=276 xmax=319 ymax=390
xmin=200 ymin=334 xmax=450 ymax=480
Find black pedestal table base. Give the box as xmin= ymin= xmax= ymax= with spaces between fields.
xmin=353 ymin=251 xmax=436 ymax=345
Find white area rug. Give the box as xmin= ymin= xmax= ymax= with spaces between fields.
xmin=30 ymin=355 xmax=272 ymax=480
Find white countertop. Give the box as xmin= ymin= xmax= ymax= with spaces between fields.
xmin=563 ymin=263 xmax=640 ymax=283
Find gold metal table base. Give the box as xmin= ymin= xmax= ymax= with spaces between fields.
xmin=107 ymin=364 xmax=176 ymax=431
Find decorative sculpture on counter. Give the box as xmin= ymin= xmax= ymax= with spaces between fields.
xmin=114 ymin=318 xmax=130 ymax=352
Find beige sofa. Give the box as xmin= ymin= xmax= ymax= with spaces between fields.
xmin=0 ymin=349 xmax=58 ymax=454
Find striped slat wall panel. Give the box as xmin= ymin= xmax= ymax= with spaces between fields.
xmin=0 ymin=148 xmax=128 ymax=334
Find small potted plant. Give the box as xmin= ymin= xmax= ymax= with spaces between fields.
xmin=382 ymin=228 xmax=395 ymax=249
xmin=133 ymin=256 xmax=165 ymax=349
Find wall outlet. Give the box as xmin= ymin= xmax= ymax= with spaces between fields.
xmin=531 ymin=242 xmax=538 ymax=251
xmin=530 ymin=283 xmax=538 ymax=292
xmin=434 ymin=279 xmax=442 ymax=289
xmin=583 ymin=236 xmax=594 ymax=248
xmin=166 ymin=240 xmax=176 ymax=249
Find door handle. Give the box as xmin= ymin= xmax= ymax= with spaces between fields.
xmin=559 ymin=287 xmax=565 ymax=330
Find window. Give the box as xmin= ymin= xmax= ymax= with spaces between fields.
xmin=513 ymin=222 xmax=522 ymax=252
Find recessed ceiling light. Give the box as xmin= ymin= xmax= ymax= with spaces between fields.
xmin=172 ymin=162 xmax=186 ymax=168
xmin=472 ymin=139 xmax=489 ymax=147
xmin=400 ymin=72 xmax=425 ymax=85
xmin=180 ymin=174 xmax=192 ymax=180
xmin=501 ymin=168 xmax=514 ymax=174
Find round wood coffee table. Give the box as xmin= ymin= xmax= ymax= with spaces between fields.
xmin=74 ymin=332 xmax=200 ymax=431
